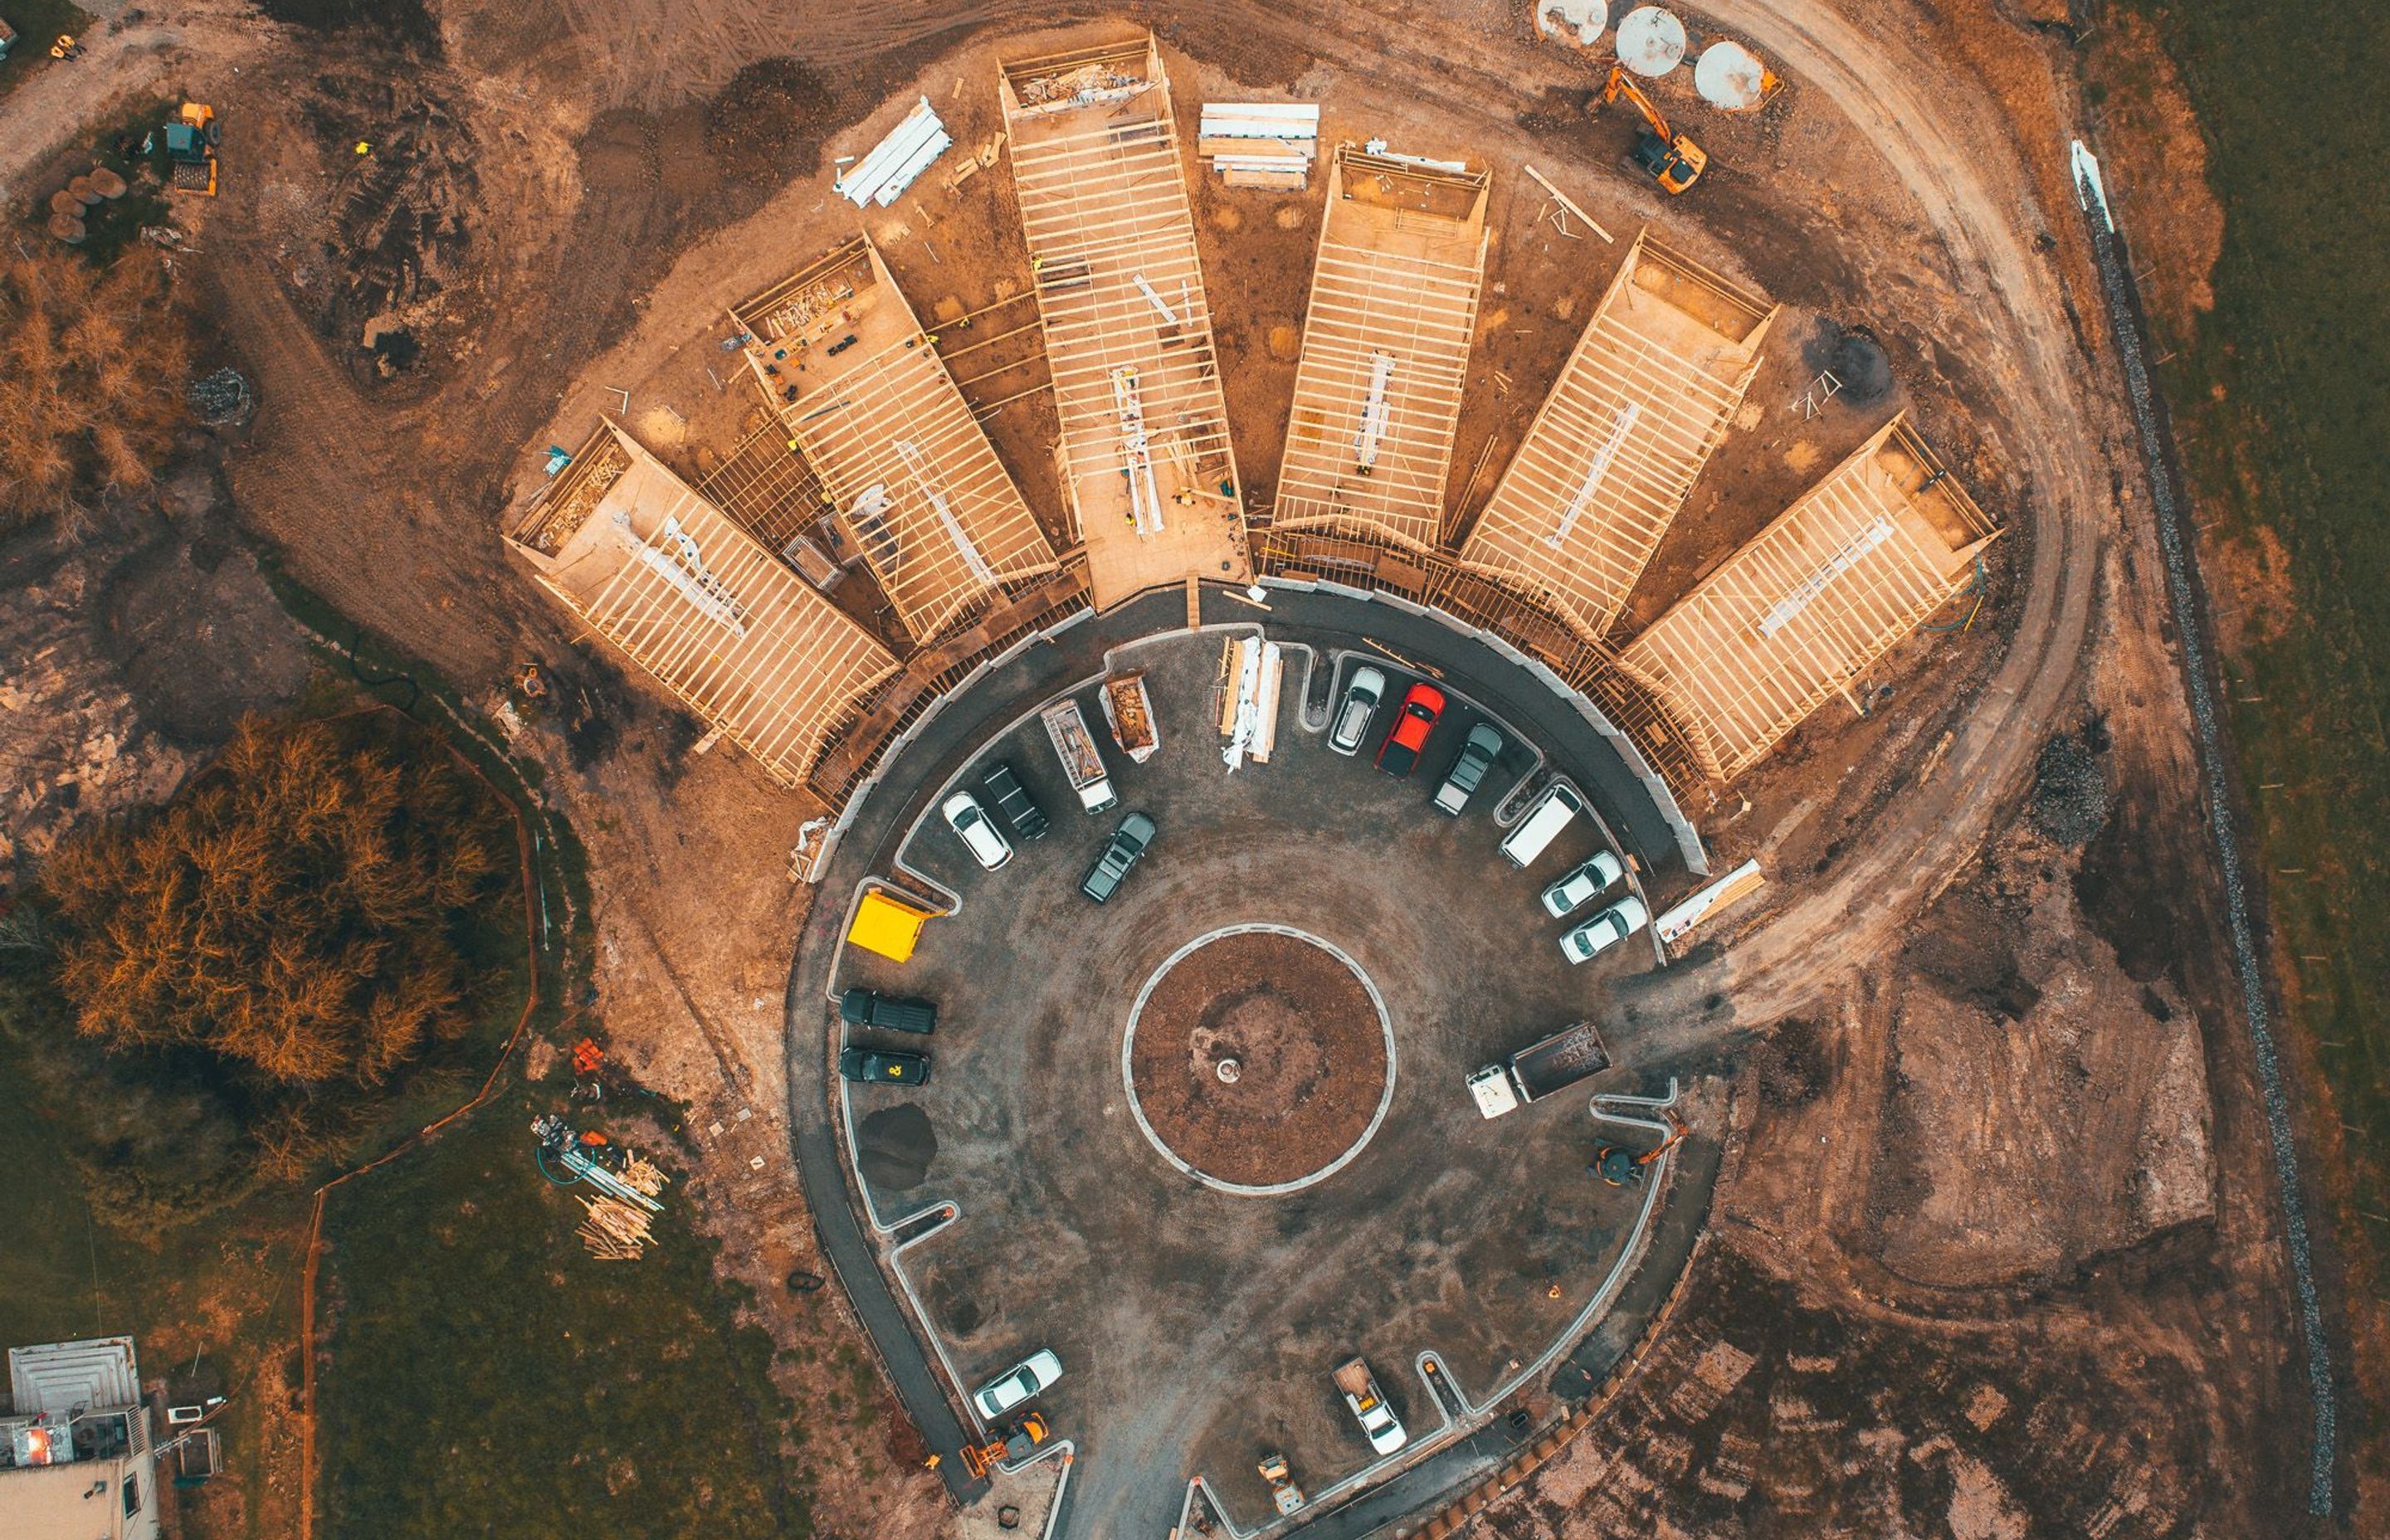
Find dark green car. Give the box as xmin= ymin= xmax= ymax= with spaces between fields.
xmin=1079 ymin=811 xmax=1156 ymax=903
xmin=839 ymin=1046 xmax=930 ymax=1085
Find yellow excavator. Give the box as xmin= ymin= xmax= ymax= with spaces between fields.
xmin=1600 ymin=64 xmax=1706 ymax=195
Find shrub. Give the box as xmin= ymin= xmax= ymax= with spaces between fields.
xmin=0 ymin=246 xmax=192 ymax=527
xmin=42 ymin=714 xmax=508 ymax=1088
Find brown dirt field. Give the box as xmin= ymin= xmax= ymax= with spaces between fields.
xmin=1128 ymin=931 xmax=1388 ymax=1187
xmin=1 ymin=0 xmax=2346 ymax=1533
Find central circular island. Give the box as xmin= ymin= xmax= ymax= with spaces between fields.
xmin=1123 ymin=925 xmax=1396 ymax=1194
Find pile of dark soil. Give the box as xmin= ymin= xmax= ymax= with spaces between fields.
xmin=1129 ymin=932 xmax=1386 ymax=1187
xmin=2031 ymin=727 xmax=2110 ymax=846
xmin=705 ymin=59 xmax=837 ymax=183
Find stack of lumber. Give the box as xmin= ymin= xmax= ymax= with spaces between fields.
xmin=578 ymin=1195 xmax=657 ymax=1260
xmin=1197 ymin=103 xmax=1320 ymax=191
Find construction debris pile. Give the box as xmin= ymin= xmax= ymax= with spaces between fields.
xmin=1013 ymin=61 xmax=1145 ymax=110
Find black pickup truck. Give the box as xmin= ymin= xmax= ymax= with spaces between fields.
xmin=982 ymin=760 xmax=1050 ymax=841
xmin=840 ymin=987 xmax=936 ymax=1035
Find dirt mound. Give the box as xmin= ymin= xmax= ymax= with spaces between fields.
xmin=705 ymin=59 xmax=837 ymax=183
xmin=1129 ymin=932 xmax=1387 ymax=1188
xmin=2030 ymin=728 xmax=2110 ymax=846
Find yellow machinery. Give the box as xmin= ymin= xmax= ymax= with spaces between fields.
xmin=165 ymin=103 xmax=220 ymax=197
xmin=1600 ymin=65 xmax=1705 ymax=195
xmin=959 ymin=1411 xmax=1048 ymax=1479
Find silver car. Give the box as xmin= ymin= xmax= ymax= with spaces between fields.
xmin=1541 ymin=850 xmax=1624 ymax=919
xmin=973 ymin=1349 xmax=1063 ymax=1420
xmin=1329 ymin=665 xmax=1387 ymax=755
xmin=1560 ymin=895 xmax=1650 ymax=963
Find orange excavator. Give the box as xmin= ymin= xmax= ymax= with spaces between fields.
xmin=1593 ymin=1107 xmax=1690 ymax=1187
xmin=1600 ymin=64 xmax=1706 ymax=195
xmin=959 ymin=1411 xmax=1049 ymax=1480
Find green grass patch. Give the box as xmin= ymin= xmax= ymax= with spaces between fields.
xmin=0 ymin=972 xmax=311 ymax=1540
xmin=2126 ymin=0 xmax=2390 ymax=1346
xmin=314 ymin=1084 xmax=807 ymax=1538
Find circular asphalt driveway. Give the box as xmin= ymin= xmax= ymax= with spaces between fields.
xmin=822 ymin=623 xmax=1684 ymax=1534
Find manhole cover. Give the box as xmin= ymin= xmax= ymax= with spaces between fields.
xmin=1124 ymin=927 xmax=1394 ymax=1193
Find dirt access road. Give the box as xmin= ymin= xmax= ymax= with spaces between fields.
xmin=8 ymin=0 xmax=2329 ymax=1531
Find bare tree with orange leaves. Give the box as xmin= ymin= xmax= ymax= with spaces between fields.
xmin=41 ymin=715 xmax=508 ymax=1088
xmin=0 ymin=246 xmax=192 ymax=527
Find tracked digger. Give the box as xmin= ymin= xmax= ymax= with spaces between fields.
xmin=1600 ymin=64 xmax=1705 ymax=195
xmin=1593 ymin=1106 xmax=1690 ymax=1187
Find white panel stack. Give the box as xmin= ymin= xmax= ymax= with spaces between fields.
xmin=1197 ymin=102 xmax=1321 ymax=190
xmin=835 ymin=97 xmax=952 ymax=207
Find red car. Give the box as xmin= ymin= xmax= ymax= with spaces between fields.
xmin=1374 ymin=682 xmax=1446 ymax=777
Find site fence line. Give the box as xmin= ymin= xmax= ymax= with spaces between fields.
xmin=298 ymin=704 xmax=562 ymax=1540
xmin=2075 ymin=140 xmax=2336 ymax=1513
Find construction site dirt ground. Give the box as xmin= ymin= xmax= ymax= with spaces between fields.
xmin=0 ymin=0 xmax=2345 ymax=1535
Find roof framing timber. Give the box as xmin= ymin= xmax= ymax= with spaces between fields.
xmin=1461 ymin=231 xmax=1775 ymax=639
xmin=1270 ymin=147 xmax=1490 ymax=552
xmin=739 ymin=237 xmax=1058 ymax=643
xmin=505 ymin=421 xmax=900 ymax=788
xmin=998 ymin=32 xmax=1246 ymax=606
xmin=1615 ymin=414 xmax=1999 ymax=782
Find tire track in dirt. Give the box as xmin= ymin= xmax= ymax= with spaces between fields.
xmin=206 ymin=243 xmax=523 ymax=685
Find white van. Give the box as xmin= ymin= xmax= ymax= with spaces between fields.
xmin=1500 ymin=782 xmax=1584 ymax=868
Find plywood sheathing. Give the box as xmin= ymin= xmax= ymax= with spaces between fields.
xmin=1269 ymin=147 xmax=1490 ymax=553
xmin=1461 ymin=231 xmax=1775 ymax=641
xmin=505 ymin=421 xmax=900 ymax=787
xmin=1614 ymin=415 xmax=1999 ymax=782
xmin=999 ymin=32 xmax=1249 ymax=609
xmin=735 ymin=238 xmax=1058 ymax=645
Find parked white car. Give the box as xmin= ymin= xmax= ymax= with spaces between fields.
xmin=1560 ymin=895 xmax=1649 ymax=963
xmin=973 ymin=1349 xmax=1063 ymax=1420
xmin=943 ymin=790 xmax=1013 ymax=870
xmin=1541 ymin=850 xmax=1624 ymax=919
xmin=1329 ymin=665 xmax=1387 ymax=755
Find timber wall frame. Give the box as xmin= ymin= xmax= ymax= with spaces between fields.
xmin=735 ymin=238 xmax=1059 ymax=645
xmin=1616 ymin=414 xmax=1999 ymax=782
xmin=1461 ymin=232 xmax=1774 ymax=641
xmin=997 ymin=33 xmax=1242 ymax=542
xmin=1267 ymin=148 xmax=1490 ymax=553
xmin=505 ymin=421 xmax=901 ymax=788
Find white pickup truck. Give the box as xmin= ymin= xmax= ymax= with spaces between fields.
xmin=1040 ymin=699 xmax=1118 ymax=812
xmin=1333 ymin=1357 xmax=1407 ymax=1456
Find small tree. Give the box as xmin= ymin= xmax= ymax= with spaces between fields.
xmin=43 ymin=715 xmax=509 ymax=1088
xmin=0 ymin=246 xmax=192 ymax=527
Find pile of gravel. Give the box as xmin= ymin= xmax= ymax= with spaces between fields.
xmin=2031 ymin=730 xmax=2109 ymax=846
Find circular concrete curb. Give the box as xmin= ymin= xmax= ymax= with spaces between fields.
xmin=1119 ymin=922 xmax=1398 ymax=1196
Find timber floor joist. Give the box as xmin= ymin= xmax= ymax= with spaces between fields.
xmin=759 ymin=240 xmax=1059 ymax=644
xmin=1000 ymin=32 xmax=1246 ymax=605
xmin=1616 ymin=415 xmax=1999 ymax=782
xmin=505 ymin=421 xmax=900 ymax=788
xmin=1461 ymin=232 xmax=1775 ymax=641
xmin=1271 ymin=147 xmax=1490 ymax=553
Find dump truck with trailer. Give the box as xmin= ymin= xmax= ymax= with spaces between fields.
xmin=1466 ymin=1020 xmax=1612 ymax=1118
xmin=1100 ymin=669 xmax=1159 ymax=761
xmin=1041 ymin=699 xmax=1118 ymax=812
xmin=1334 ymin=1357 xmax=1407 ymax=1455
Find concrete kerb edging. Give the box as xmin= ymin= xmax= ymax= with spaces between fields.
xmin=1173 ymin=1081 xmax=1693 ymax=1540
xmin=810 ymin=604 xmax=1710 ymax=1523
xmin=801 ymin=606 xmax=1101 ymax=883
xmin=1307 ymin=640 xmax=1658 ymax=969
xmin=1118 ymin=923 xmax=1401 ymax=1197
xmin=1253 ymin=575 xmax=1707 ymax=876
